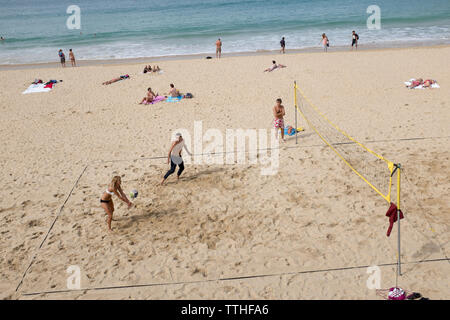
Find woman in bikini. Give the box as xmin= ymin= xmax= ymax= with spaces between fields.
xmin=100 ymin=176 xmax=132 ymax=231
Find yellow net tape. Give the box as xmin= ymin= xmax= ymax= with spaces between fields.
xmin=294 ymin=83 xmax=394 ymax=203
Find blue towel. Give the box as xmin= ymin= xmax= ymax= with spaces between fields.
xmin=165 ymin=95 xmax=183 ymax=102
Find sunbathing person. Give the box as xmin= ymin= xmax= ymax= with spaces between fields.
xmin=264 ymin=60 xmax=287 ymax=72
xmin=423 ymin=79 xmax=437 ymax=88
xmin=102 ymin=74 xmax=130 ymax=85
xmin=152 ymin=65 xmax=161 ymax=72
xmin=143 ymin=65 xmax=152 ymax=73
xmin=139 ymin=87 xmax=157 ymax=104
xmin=165 ymin=83 xmax=180 ymax=97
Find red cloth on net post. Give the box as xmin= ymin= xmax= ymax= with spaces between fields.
xmin=386 ymin=202 xmax=404 ymax=237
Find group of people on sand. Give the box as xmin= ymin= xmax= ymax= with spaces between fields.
xmin=143 ymin=65 xmax=161 ymax=73
xmin=101 ymin=132 xmax=190 ymax=231
xmin=58 ymin=49 xmax=76 ymax=67
xmin=139 ymin=83 xmax=182 ymax=104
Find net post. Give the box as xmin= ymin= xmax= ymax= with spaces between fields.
xmin=396 ymin=163 xmax=402 ymax=276
xmin=294 ymin=81 xmax=298 ymax=145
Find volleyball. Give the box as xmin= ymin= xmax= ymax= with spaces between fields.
xmin=130 ymin=189 xmax=138 ymax=199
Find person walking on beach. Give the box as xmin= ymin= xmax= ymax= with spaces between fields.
xmin=58 ymin=49 xmax=66 ymax=67
xmin=321 ymin=33 xmax=329 ymax=52
xmin=100 ymin=176 xmax=133 ymax=231
xmin=351 ymin=30 xmax=359 ymax=50
xmin=69 ymin=49 xmax=76 ymax=67
xmin=280 ymin=37 xmax=286 ymax=54
xmin=273 ymin=98 xmax=286 ymax=142
xmin=160 ymin=133 xmax=192 ymax=185
xmin=216 ymin=38 xmax=222 ymax=59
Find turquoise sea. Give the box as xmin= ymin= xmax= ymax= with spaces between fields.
xmin=0 ymin=0 xmax=449 ymax=64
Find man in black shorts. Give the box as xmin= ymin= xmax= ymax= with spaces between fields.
xmin=351 ymin=31 xmax=359 ymax=50
xmin=280 ymin=37 xmax=285 ymax=54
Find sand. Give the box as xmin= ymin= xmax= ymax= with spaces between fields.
xmin=0 ymin=45 xmax=449 ymax=300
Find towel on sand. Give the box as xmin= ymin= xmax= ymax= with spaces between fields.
xmin=404 ymin=79 xmax=440 ymax=89
xmin=22 ymin=83 xmax=52 ymax=94
xmin=165 ymin=95 xmax=183 ymax=102
xmin=283 ymin=126 xmax=304 ymax=136
xmin=145 ymin=95 xmax=166 ymax=104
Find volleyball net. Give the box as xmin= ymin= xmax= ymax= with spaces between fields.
xmin=294 ymin=81 xmax=400 ymax=206
xmin=293 ymin=81 xmax=403 ymax=276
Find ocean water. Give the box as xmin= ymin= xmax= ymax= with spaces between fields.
xmin=0 ymin=0 xmax=449 ymax=64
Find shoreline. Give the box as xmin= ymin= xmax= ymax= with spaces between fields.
xmin=1 ymin=41 xmax=449 ymax=71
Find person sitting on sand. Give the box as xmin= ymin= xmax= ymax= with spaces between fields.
xmin=152 ymin=65 xmax=161 ymax=72
xmin=143 ymin=65 xmax=152 ymax=73
xmin=100 ymin=176 xmax=133 ymax=231
xmin=165 ymin=83 xmax=180 ymax=97
xmin=273 ymin=98 xmax=286 ymax=142
xmin=139 ymin=87 xmax=157 ymax=104
xmin=264 ymin=60 xmax=287 ymax=72
xmin=160 ymin=133 xmax=192 ymax=185
xmin=102 ymin=74 xmax=130 ymax=85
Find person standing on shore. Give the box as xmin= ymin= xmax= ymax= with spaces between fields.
xmin=351 ymin=30 xmax=359 ymax=50
xmin=280 ymin=37 xmax=286 ymax=54
xmin=58 ymin=49 xmax=66 ymax=67
xmin=69 ymin=49 xmax=76 ymax=67
xmin=273 ymin=98 xmax=286 ymax=142
xmin=216 ymin=38 xmax=222 ymax=59
xmin=321 ymin=33 xmax=329 ymax=52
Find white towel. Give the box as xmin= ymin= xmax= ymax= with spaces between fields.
xmin=22 ymin=83 xmax=52 ymax=94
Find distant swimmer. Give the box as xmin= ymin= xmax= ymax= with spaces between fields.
xmin=58 ymin=49 xmax=66 ymax=67
xmin=0 ymin=36 xmax=4 ymax=41
xmin=351 ymin=30 xmax=359 ymax=50
xmin=321 ymin=33 xmax=329 ymax=52
xmin=100 ymin=176 xmax=133 ymax=231
xmin=216 ymin=38 xmax=222 ymax=59
xmin=160 ymin=133 xmax=192 ymax=185
xmin=280 ymin=37 xmax=286 ymax=54
xmin=69 ymin=49 xmax=76 ymax=67
xmin=264 ymin=60 xmax=287 ymax=72
xmin=273 ymin=98 xmax=286 ymax=142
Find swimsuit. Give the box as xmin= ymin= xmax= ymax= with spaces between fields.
xmin=100 ymin=190 xmax=114 ymax=203
xmin=274 ymin=118 xmax=284 ymax=129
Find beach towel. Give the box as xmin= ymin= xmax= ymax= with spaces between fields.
xmin=165 ymin=95 xmax=183 ymax=102
xmin=283 ymin=126 xmax=304 ymax=136
xmin=148 ymin=95 xmax=166 ymax=104
xmin=385 ymin=202 xmax=404 ymax=237
xmin=404 ymin=79 xmax=440 ymax=89
xmin=22 ymin=83 xmax=52 ymax=94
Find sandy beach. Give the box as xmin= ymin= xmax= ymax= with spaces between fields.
xmin=0 ymin=45 xmax=449 ymax=300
